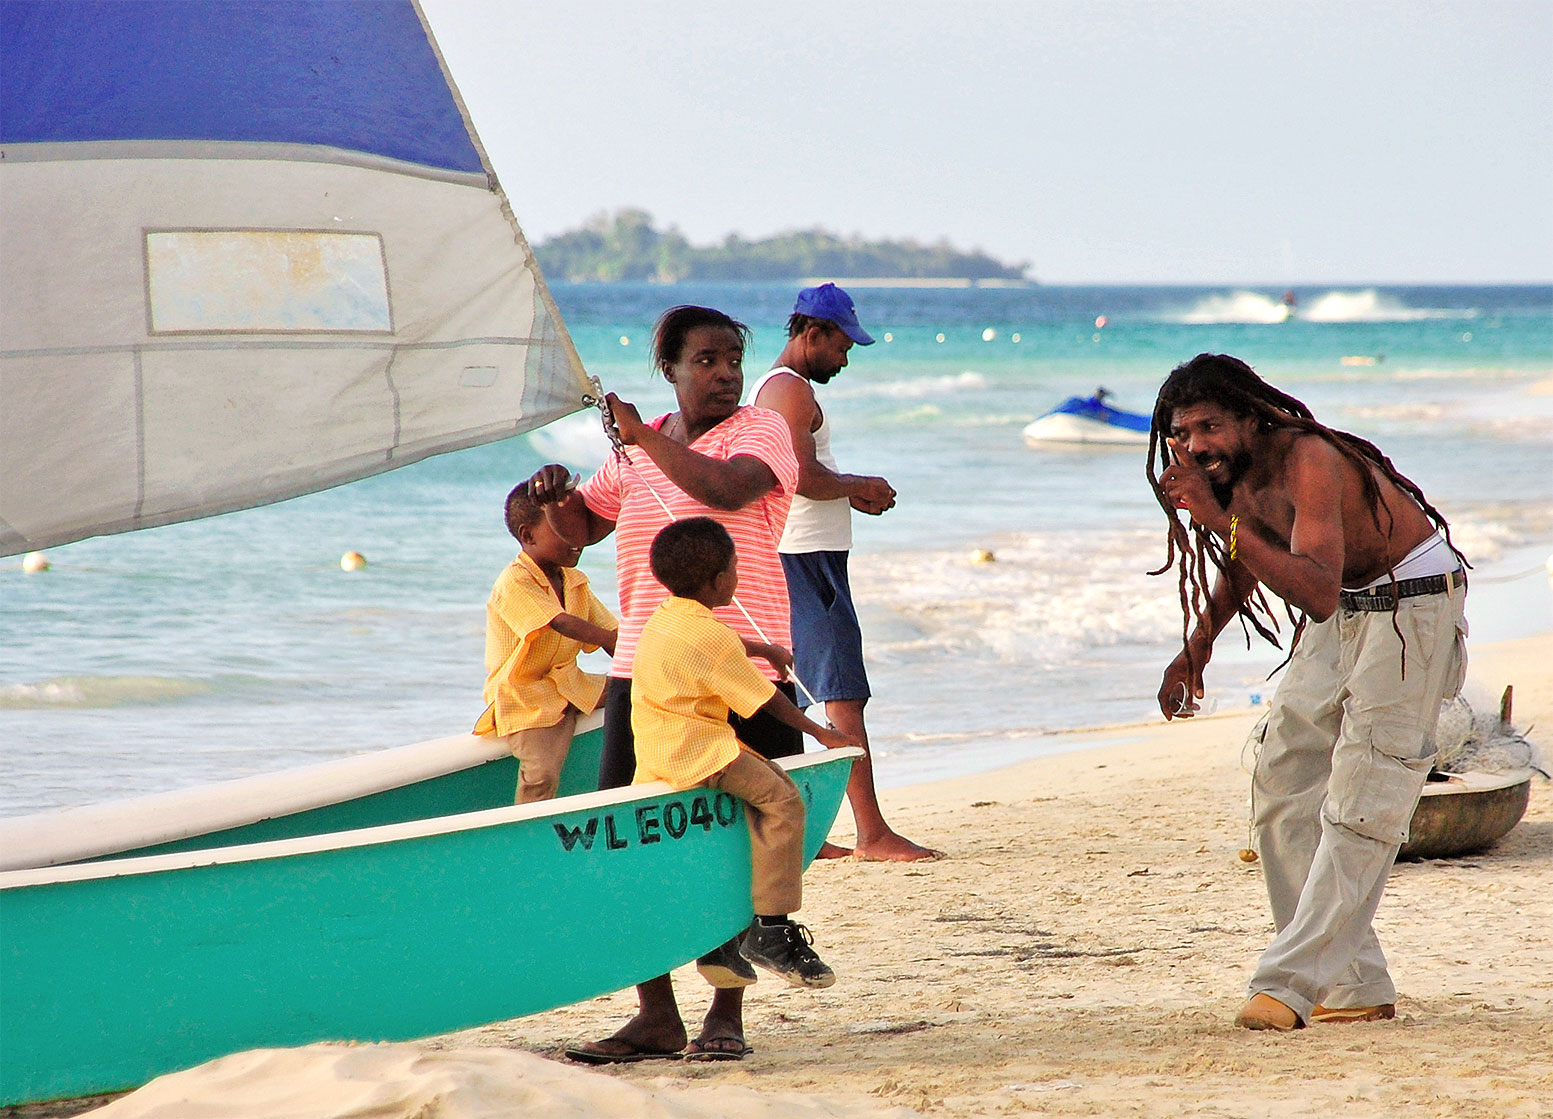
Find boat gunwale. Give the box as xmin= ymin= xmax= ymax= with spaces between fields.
xmin=1417 ymin=767 xmax=1538 ymax=796
xmin=0 ymin=711 xmax=609 ymax=872
xmin=0 ymin=747 xmax=864 ymax=890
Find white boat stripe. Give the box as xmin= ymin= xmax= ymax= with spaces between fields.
xmin=0 ymin=748 xmax=863 ymax=890
xmin=0 ymin=712 xmax=604 ymax=872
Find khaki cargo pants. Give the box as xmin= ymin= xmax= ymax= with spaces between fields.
xmin=1248 ymin=582 xmax=1467 ymax=1021
xmin=503 ymin=708 xmax=580 ymax=804
xmin=705 ymin=747 xmax=806 ymax=916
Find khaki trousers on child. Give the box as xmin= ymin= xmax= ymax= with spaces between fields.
xmin=705 ymin=748 xmax=806 ymax=916
xmin=502 ymin=707 xmax=580 ymax=804
xmin=1249 ymin=583 xmax=1466 ymax=1021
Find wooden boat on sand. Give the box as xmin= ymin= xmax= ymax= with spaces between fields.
xmin=1400 ymin=768 xmax=1535 ymax=860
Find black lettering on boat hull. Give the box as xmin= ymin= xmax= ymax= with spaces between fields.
xmin=664 ymin=801 xmax=688 ymax=839
xmin=555 ymin=793 xmax=746 ymax=854
xmin=553 ymin=817 xmax=599 ymax=852
xmin=636 ymin=804 xmax=662 ymax=844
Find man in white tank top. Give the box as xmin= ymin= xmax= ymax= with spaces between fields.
xmin=752 ymin=284 xmax=942 ymax=862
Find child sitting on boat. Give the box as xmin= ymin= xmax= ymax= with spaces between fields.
xmin=634 ymin=517 xmax=858 ymax=988
xmin=475 ymin=483 xmax=617 ymax=803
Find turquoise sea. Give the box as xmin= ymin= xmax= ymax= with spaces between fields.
xmin=3 ymin=283 xmax=1551 ymax=816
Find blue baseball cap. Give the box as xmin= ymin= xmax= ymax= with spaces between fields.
xmin=794 ymin=282 xmax=874 ymax=345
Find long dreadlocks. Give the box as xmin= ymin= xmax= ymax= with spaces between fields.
xmin=1146 ymin=353 xmax=1467 ymax=679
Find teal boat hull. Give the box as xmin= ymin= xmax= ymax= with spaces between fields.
xmin=0 ymin=746 xmax=859 ymax=1104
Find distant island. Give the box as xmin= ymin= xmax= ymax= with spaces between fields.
xmin=532 ymin=209 xmax=1031 ymax=284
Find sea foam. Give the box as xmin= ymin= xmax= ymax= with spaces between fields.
xmin=0 ymin=675 xmax=213 ymax=710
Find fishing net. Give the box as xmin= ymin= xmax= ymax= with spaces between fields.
xmin=1432 ymin=695 xmax=1548 ymax=777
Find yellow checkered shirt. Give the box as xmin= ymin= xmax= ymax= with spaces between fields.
xmin=476 ymin=551 xmax=616 ymax=736
xmin=630 ymin=596 xmax=778 ymax=789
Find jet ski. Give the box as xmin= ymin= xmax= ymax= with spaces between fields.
xmin=1022 ymin=388 xmax=1151 ymax=446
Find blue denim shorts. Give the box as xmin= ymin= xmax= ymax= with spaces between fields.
xmin=781 ymin=550 xmax=871 ymax=706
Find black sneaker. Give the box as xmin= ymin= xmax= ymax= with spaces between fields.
xmin=739 ymin=919 xmax=836 ymax=989
xmin=696 ymin=935 xmax=757 ymax=988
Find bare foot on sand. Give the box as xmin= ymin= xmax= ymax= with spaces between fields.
xmin=852 ymin=832 xmax=944 ymax=862
xmin=817 ymin=841 xmax=854 ymax=859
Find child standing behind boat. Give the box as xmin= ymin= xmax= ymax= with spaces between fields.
xmin=475 ymin=484 xmax=617 ymax=803
xmin=633 ymin=517 xmax=857 ymax=989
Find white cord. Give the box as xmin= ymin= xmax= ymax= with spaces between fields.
xmin=581 ymin=380 xmax=820 ymax=708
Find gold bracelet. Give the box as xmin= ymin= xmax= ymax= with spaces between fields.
xmin=1228 ymin=514 xmax=1239 ymax=561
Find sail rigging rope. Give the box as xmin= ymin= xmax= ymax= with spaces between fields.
xmin=580 ymin=378 xmax=820 ymax=708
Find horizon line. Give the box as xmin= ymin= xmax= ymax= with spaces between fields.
xmin=542 ymin=277 xmax=1553 ymax=289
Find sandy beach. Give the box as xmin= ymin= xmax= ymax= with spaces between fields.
xmin=25 ymin=632 xmax=1552 ymax=1119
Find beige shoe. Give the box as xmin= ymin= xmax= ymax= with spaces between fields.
xmin=1234 ymin=993 xmax=1303 ymax=1031
xmin=1310 ymin=1002 xmax=1395 ymax=1023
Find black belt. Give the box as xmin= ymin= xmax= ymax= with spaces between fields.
xmin=1339 ymin=569 xmax=1464 ymax=613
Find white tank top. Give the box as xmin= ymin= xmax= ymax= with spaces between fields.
xmin=749 ymin=367 xmax=853 ymax=553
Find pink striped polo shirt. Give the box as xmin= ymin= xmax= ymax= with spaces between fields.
xmin=580 ymin=406 xmax=799 ymax=680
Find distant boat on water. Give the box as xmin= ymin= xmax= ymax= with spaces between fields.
xmin=1023 ymin=387 xmax=1152 ymax=446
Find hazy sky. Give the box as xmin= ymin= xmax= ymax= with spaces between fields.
xmin=422 ymin=0 xmax=1552 ymax=284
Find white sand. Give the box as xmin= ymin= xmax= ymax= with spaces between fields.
xmin=82 ymin=633 xmax=1552 ymax=1119
xmin=85 ymin=1045 xmax=917 ymax=1119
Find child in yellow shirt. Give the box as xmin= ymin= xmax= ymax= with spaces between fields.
xmin=476 ymin=484 xmax=617 ymax=803
xmin=633 ymin=517 xmax=860 ymax=988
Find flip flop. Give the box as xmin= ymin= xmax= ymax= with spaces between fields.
xmin=684 ymin=1036 xmax=753 ymax=1062
xmin=563 ymin=1039 xmax=684 ymax=1065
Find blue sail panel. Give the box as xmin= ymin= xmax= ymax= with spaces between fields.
xmin=0 ymin=0 xmax=482 ymax=173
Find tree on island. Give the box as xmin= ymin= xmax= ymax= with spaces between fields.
xmin=534 ymin=209 xmax=1030 ymax=283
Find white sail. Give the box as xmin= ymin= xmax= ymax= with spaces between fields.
xmin=0 ymin=0 xmax=590 ymax=556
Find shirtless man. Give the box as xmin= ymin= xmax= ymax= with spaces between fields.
xmin=1150 ymin=353 xmax=1467 ymax=1032
xmin=751 ymin=283 xmax=940 ymax=861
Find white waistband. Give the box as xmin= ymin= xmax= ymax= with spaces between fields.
xmin=1345 ymin=531 xmax=1458 ymax=592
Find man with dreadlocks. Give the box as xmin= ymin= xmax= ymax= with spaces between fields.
xmin=1150 ymin=353 xmax=1468 ymax=1033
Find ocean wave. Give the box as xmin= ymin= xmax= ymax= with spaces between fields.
xmin=0 ymin=675 xmax=215 ymax=710
xmin=526 ymin=412 xmax=613 ymax=468
xmin=1295 ymin=366 xmax=1549 ymax=390
xmin=1172 ymin=291 xmax=1293 ymax=324
xmin=957 ymin=412 xmax=1034 ymax=427
xmin=839 ymin=371 xmax=990 ymax=399
xmin=1298 ymin=290 xmax=1473 ymax=323
xmin=1446 ymin=508 xmax=1553 ymax=565
xmin=1342 ymin=405 xmax=1553 ymax=442
xmin=1337 ymin=374 xmax=1553 ymax=439
xmin=1389 ymin=367 xmax=1532 ymax=382
xmin=1342 ymin=402 xmax=1449 ymax=423
xmin=1166 ymin=289 xmax=1474 ymax=325
xmin=853 ymin=527 xmax=1186 ymax=664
